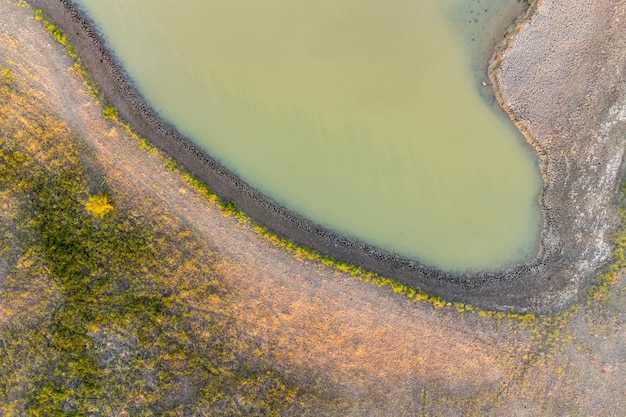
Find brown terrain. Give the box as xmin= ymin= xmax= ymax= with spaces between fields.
xmin=1 ymin=0 xmax=626 ymax=415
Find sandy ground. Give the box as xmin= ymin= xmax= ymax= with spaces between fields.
xmin=2 ymin=0 xmax=626 ymax=415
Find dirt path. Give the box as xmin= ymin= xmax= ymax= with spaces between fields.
xmin=2 ymin=0 xmax=626 ymax=415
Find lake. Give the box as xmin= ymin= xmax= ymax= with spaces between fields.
xmin=74 ymin=0 xmax=541 ymax=271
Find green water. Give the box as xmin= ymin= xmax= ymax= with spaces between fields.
xmin=74 ymin=0 xmax=540 ymax=271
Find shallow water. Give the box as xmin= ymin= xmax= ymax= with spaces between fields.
xmin=74 ymin=0 xmax=540 ymax=271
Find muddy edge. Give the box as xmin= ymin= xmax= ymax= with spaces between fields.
xmin=27 ymin=0 xmax=626 ymax=312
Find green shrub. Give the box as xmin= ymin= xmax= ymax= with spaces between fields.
xmin=102 ymin=104 xmax=118 ymax=120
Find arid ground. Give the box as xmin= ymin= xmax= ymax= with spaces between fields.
xmin=1 ymin=0 xmax=626 ymax=415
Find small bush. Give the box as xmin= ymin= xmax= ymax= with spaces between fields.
xmin=0 ymin=67 xmax=13 ymax=83
xmin=102 ymin=104 xmax=118 ymax=120
xmin=85 ymin=194 xmax=114 ymax=218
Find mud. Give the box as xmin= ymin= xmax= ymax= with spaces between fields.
xmin=27 ymin=0 xmax=626 ymax=312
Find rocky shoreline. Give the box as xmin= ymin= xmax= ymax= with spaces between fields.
xmin=28 ymin=0 xmax=626 ymax=312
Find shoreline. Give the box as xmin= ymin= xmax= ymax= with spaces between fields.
xmin=489 ymin=0 xmax=547 ymax=261
xmin=27 ymin=0 xmax=626 ymax=312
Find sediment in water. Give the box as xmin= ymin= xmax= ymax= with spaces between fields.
xmin=27 ymin=0 xmax=626 ymax=312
